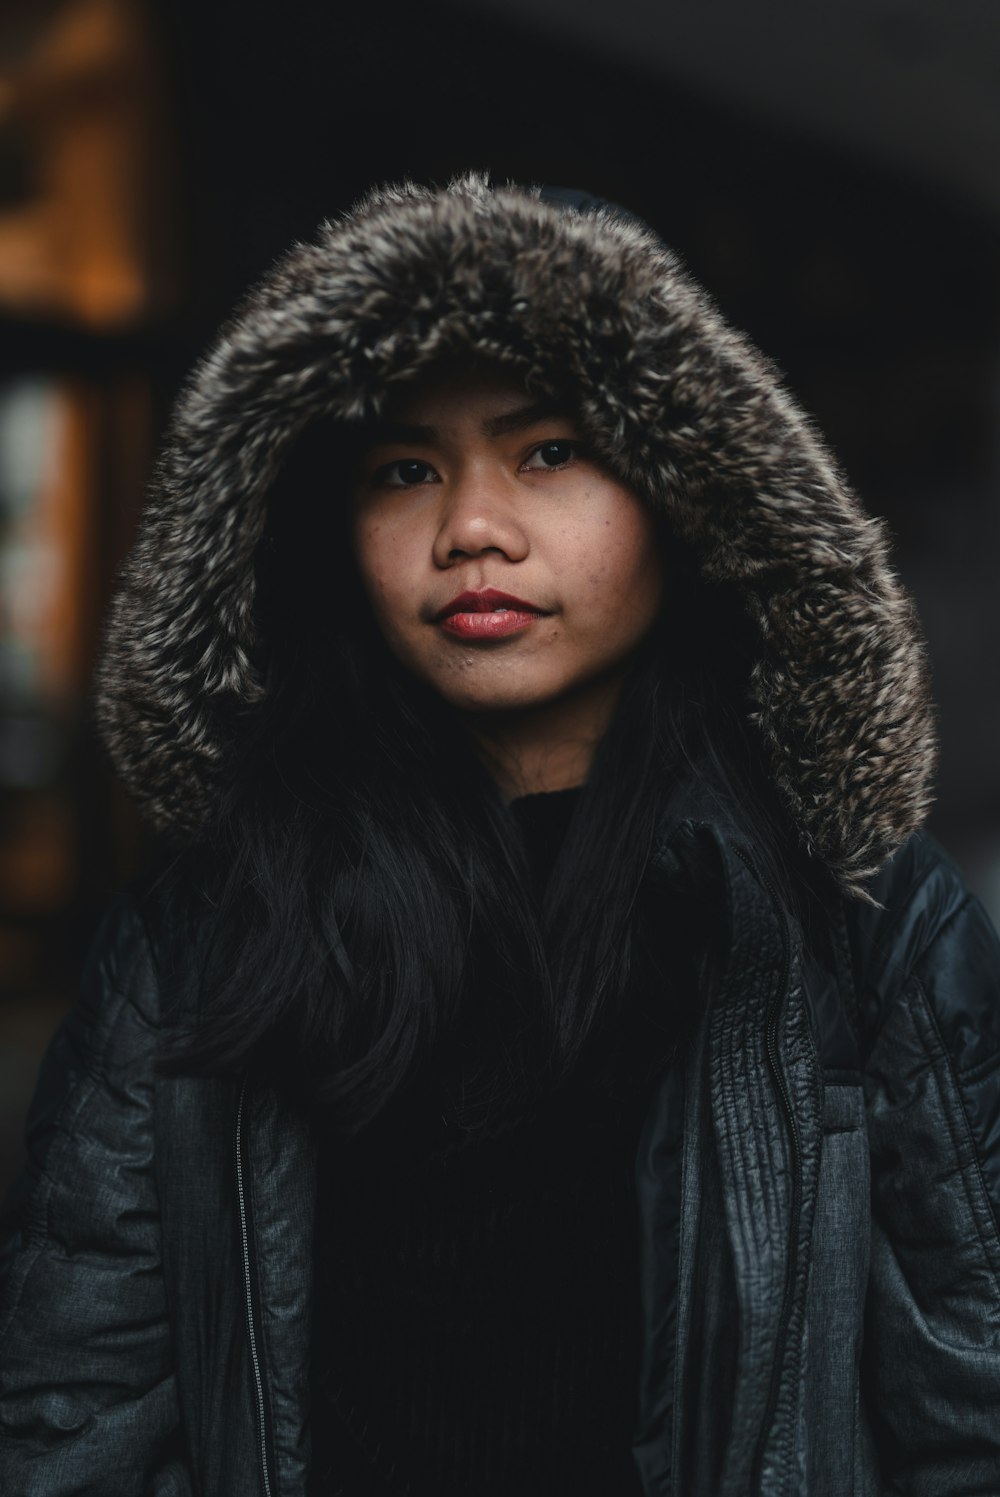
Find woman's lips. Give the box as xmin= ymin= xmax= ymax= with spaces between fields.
xmin=433 ymin=586 xmax=550 ymax=640
xmin=438 ymin=609 xmax=543 ymax=639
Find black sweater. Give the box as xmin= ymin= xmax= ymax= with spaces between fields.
xmin=308 ymin=787 xmax=683 ymax=1496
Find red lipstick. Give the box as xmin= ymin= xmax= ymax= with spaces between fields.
xmin=434 ymin=587 xmax=550 ymax=640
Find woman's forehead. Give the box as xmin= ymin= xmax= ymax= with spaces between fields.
xmin=383 ymin=358 xmax=533 ymax=420
xmin=358 ymin=361 xmax=578 ymax=449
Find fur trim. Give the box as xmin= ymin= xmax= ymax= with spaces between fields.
xmin=94 ymin=169 xmax=937 ymax=899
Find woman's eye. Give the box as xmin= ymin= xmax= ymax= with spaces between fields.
xmin=374 ymin=458 xmax=437 ymax=488
xmin=524 ymin=440 xmax=580 ymax=470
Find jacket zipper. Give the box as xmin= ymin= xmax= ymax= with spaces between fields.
xmin=236 ymin=1074 xmax=274 ymax=1497
xmin=731 ymin=844 xmax=799 ymax=1495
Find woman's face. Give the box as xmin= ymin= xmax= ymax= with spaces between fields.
xmin=348 ymin=364 xmax=664 ymax=721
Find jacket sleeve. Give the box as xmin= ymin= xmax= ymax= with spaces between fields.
xmin=0 ymin=893 xmax=193 ymax=1496
xmin=855 ymin=831 xmax=1000 ymax=1496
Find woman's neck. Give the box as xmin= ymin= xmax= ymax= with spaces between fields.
xmin=465 ymin=670 xmax=626 ymax=803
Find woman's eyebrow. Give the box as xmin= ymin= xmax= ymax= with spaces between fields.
xmin=483 ymin=400 xmax=574 ymax=437
xmin=360 ymin=400 xmax=574 ymax=447
xmin=362 ymin=420 xmax=436 ymax=446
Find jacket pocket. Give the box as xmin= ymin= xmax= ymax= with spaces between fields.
xmin=148 ymin=1456 xmax=197 ymax=1496
xmin=821 ymin=1076 xmax=866 ymax=1135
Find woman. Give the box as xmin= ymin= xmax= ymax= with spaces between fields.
xmin=2 ymin=171 xmax=999 ymax=1496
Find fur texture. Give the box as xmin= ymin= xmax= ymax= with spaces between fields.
xmin=94 ymin=169 xmax=937 ymax=899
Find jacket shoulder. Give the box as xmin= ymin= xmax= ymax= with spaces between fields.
xmin=845 ymin=826 xmax=1000 ymax=1072
xmin=80 ymin=886 xmax=162 ymax=1031
xmin=1 ymin=890 xmax=162 ymax=1243
xmin=0 ymin=885 xmax=192 ymax=1493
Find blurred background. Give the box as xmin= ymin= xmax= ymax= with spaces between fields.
xmin=1 ymin=0 xmax=998 ymax=1202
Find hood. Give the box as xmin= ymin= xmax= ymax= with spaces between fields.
xmin=94 ymin=169 xmax=937 ymax=900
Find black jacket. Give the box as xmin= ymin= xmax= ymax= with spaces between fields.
xmin=3 ymin=173 xmax=999 ymax=1494
xmin=3 ymin=812 xmax=1000 ymax=1495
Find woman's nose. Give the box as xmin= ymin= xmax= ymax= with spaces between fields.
xmin=431 ymin=471 xmax=529 ymax=566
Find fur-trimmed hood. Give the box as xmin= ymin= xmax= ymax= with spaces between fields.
xmin=94 ymin=169 xmax=937 ymax=899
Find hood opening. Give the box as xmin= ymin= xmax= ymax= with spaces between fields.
xmin=94 ymin=169 xmax=937 ymax=898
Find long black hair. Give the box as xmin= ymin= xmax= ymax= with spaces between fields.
xmin=156 ymin=400 xmax=826 ymax=1136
